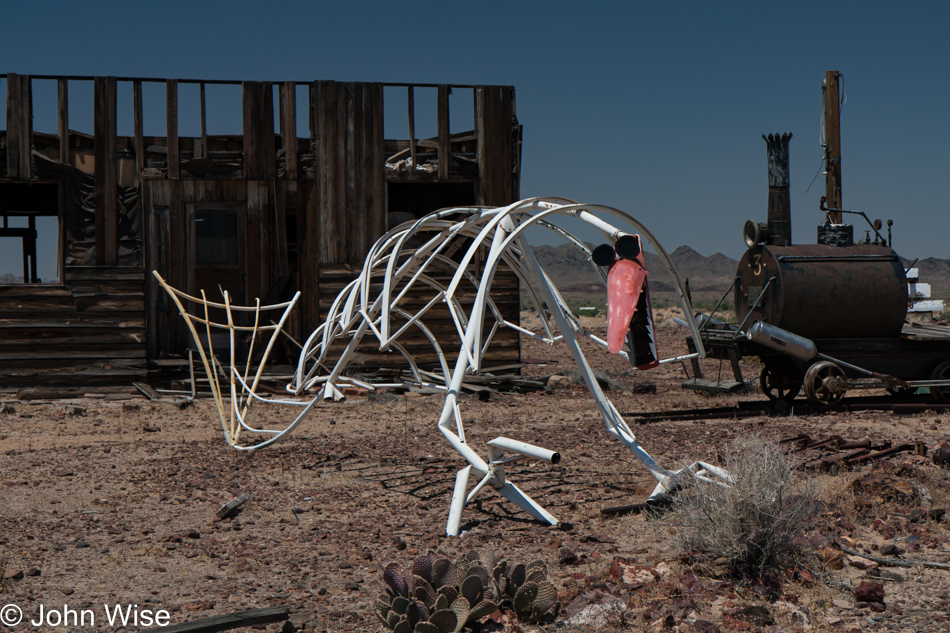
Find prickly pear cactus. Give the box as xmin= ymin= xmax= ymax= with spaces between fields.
xmin=376 ymin=551 xmax=558 ymax=632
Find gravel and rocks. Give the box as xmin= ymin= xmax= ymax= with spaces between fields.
xmin=1 ymin=316 xmax=949 ymax=632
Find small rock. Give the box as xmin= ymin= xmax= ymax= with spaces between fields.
xmin=2 ymin=568 xmax=24 ymax=580
xmin=547 ymin=375 xmax=574 ymax=390
xmin=1 ymin=404 xmax=16 ymax=415
xmin=75 ymin=541 xmax=90 ymax=549
xmin=558 ymin=547 xmax=578 ymax=566
xmin=855 ymin=581 xmax=885 ymax=604
xmin=832 ymin=598 xmax=852 ymax=609
xmin=880 ymin=543 xmax=904 ymax=556
xmin=25 ymin=567 xmax=41 ymax=577
xmin=143 ymin=425 xmax=160 ymax=433
xmin=835 ymin=516 xmax=854 ymax=530
xmin=847 ymin=555 xmax=878 ymax=570
xmin=343 ymin=581 xmax=359 ymax=591
xmin=731 ymin=605 xmax=775 ymax=626
xmin=692 ymin=620 xmax=720 ymax=633
xmin=933 ymin=441 xmax=950 ymax=467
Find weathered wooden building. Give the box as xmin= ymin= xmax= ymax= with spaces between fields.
xmin=0 ymin=74 xmax=522 ymax=387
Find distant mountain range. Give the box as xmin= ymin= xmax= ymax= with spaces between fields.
xmin=531 ymin=243 xmax=950 ymax=302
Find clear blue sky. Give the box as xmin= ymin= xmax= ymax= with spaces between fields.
xmin=2 ymin=1 xmax=948 ymax=280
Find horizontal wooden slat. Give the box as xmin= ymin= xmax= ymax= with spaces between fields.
xmin=0 ymin=330 xmax=145 ymax=346
xmin=0 ymin=318 xmax=145 ymax=328
xmin=63 ymin=266 xmax=145 ymax=281
xmin=0 ymin=349 xmax=146 ymax=361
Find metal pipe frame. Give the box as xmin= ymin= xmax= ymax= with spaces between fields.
xmin=159 ymin=198 xmax=727 ymax=534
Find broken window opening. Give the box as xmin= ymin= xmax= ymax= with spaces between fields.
xmin=0 ymin=183 xmax=61 ymax=284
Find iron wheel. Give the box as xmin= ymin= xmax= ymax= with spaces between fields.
xmin=930 ymin=360 xmax=950 ymax=404
xmin=804 ymin=360 xmax=846 ymax=406
xmin=760 ymin=366 xmax=802 ymax=402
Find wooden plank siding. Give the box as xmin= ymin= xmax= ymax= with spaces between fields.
xmin=1 ymin=75 xmax=521 ymax=386
xmin=0 ymin=267 xmax=146 ymax=387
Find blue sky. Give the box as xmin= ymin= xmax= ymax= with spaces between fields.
xmin=2 ymin=1 xmax=948 ymax=280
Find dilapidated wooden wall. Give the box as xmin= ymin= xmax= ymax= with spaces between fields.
xmin=1 ymin=73 xmax=522 ymax=387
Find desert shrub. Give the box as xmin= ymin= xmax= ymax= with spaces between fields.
xmin=669 ymin=436 xmax=816 ymax=577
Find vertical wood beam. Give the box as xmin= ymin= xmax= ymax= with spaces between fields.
xmin=368 ymin=83 xmax=386 ymax=251
xmin=344 ymin=82 xmax=360 ymax=263
xmin=133 ymin=80 xmax=144 ymax=186
xmin=823 ymin=70 xmax=843 ymax=224
xmin=476 ymin=86 xmax=514 ymax=206
xmin=6 ymin=73 xmax=32 ymax=179
xmin=437 ymin=85 xmax=450 ymax=180
xmin=246 ymin=180 xmax=265 ymax=300
xmin=94 ymin=76 xmax=118 ymax=265
xmin=407 ymin=86 xmax=416 ymax=173
xmin=166 ymin=79 xmax=179 ymax=179
xmin=242 ymin=81 xmax=265 ymax=180
xmin=511 ymin=88 xmax=521 ymax=200
xmin=57 ymin=78 xmax=69 ymax=165
xmin=315 ymin=80 xmax=346 ymax=264
xmin=309 ymin=82 xmax=317 ymax=169
xmin=263 ymin=83 xmax=277 ymax=180
xmin=280 ymin=81 xmax=298 ymax=180
xmin=199 ymin=83 xmax=208 ymax=159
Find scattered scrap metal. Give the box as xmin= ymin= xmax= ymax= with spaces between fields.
xmin=780 ymin=433 xmax=928 ymax=474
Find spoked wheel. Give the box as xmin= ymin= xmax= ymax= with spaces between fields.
xmin=930 ymin=360 xmax=950 ymax=404
xmin=804 ymin=361 xmax=846 ymax=406
xmin=760 ymin=366 xmax=802 ymax=402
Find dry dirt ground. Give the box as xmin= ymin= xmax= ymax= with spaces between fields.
xmin=1 ymin=313 xmax=949 ymax=632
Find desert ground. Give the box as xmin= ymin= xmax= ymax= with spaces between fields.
xmin=1 ymin=314 xmax=949 ymax=632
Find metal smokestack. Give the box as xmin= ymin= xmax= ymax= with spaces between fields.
xmin=764 ymin=133 xmax=793 ymax=247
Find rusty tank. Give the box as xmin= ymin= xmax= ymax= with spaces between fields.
xmin=735 ymin=243 xmax=908 ymax=340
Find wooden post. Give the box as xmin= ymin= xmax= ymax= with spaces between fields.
xmin=475 ymin=86 xmax=514 ymax=206
xmin=280 ymin=81 xmax=298 ymax=179
xmin=407 ymin=86 xmax=416 ymax=172
xmin=242 ymin=81 xmax=272 ymax=180
xmin=6 ymin=73 xmax=32 ymax=179
xmin=199 ymin=82 xmax=208 ymax=159
xmin=823 ymin=70 xmax=843 ymax=224
xmin=133 ymin=80 xmax=144 ymax=186
xmin=57 ymin=78 xmax=69 ymax=165
xmin=263 ymin=83 xmax=277 ymax=180
xmin=166 ymin=79 xmax=179 ymax=179
xmin=94 ymin=76 xmax=118 ymax=266
xmin=437 ymin=85 xmax=450 ymax=180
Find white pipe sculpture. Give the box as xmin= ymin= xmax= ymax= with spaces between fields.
xmin=157 ymin=197 xmax=734 ymax=535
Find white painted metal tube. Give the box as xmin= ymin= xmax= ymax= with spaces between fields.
xmin=486 ymin=437 xmax=561 ymax=464
xmin=447 ymin=466 xmax=472 ymax=536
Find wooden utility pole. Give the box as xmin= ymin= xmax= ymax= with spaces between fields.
xmin=823 ymin=70 xmax=843 ymax=223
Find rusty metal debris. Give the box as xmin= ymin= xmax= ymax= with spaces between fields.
xmin=780 ymin=434 xmax=928 ymax=473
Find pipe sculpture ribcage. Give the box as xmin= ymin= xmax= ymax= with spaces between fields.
xmin=158 ymin=197 xmax=733 ymax=535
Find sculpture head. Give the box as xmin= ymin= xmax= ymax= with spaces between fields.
xmin=593 ymin=235 xmax=658 ymax=369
